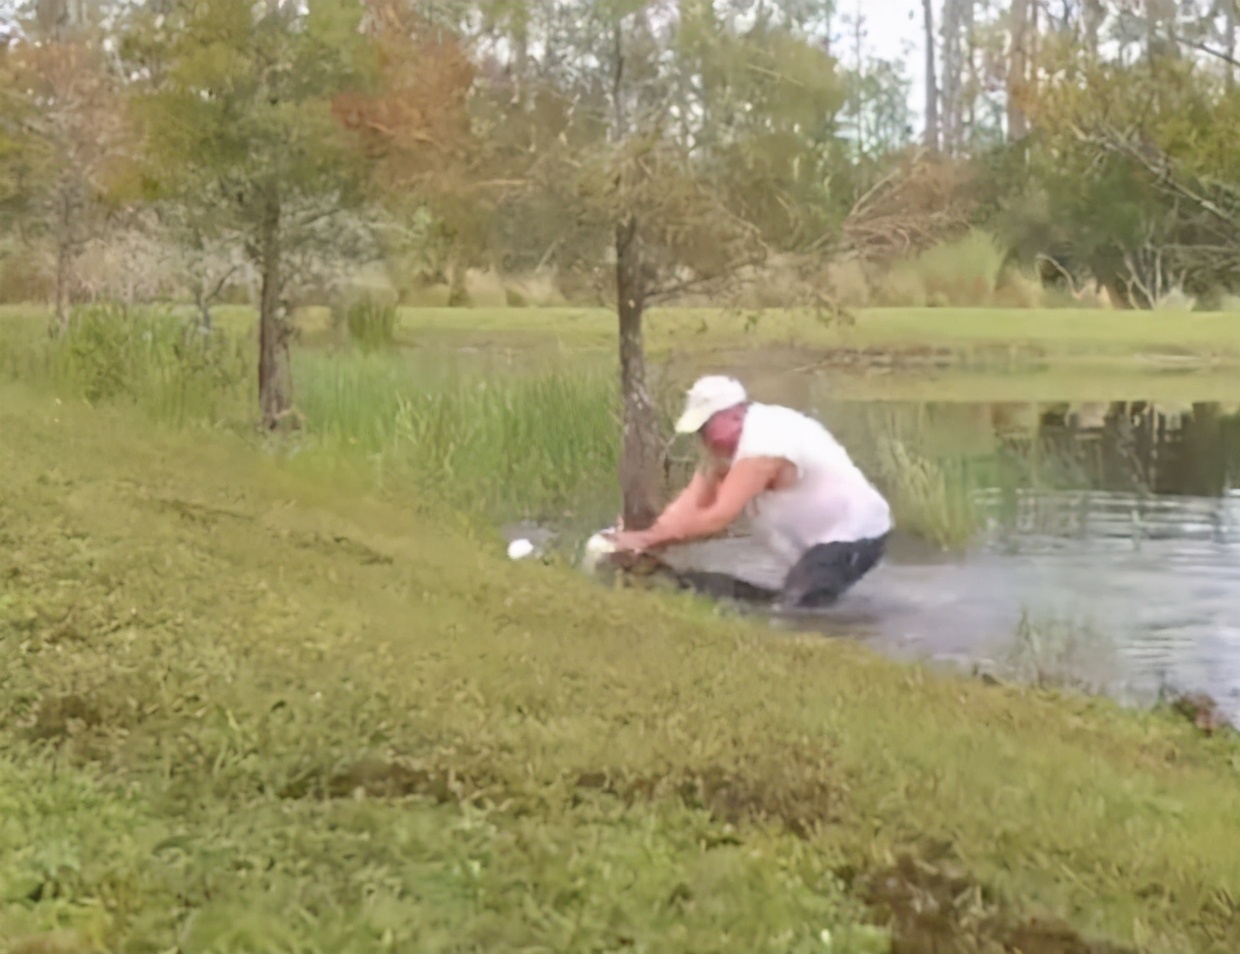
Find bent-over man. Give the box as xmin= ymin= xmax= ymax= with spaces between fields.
xmin=608 ymin=374 xmax=892 ymax=608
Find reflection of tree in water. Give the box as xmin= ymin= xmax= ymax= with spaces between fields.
xmin=1029 ymin=402 xmax=1240 ymax=498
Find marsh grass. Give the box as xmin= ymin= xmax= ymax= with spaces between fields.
xmin=1005 ymin=608 xmax=1122 ymax=695
xmin=337 ymin=296 xmax=398 ymax=351
xmin=386 ymin=371 xmax=618 ymax=515
xmin=292 ymin=350 xmax=624 ymax=526
xmin=874 ymin=436 xmax=984 ymax=549
xmin=830 ymin=404 xmax=989 ymax=550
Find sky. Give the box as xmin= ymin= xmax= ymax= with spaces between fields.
xmin=842 ymin=0 xmax=928 ymax=127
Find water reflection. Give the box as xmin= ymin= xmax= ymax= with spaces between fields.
xmin=1032 ymin=401 xmax=1240 ymax=497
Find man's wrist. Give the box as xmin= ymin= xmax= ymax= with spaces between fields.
xmin=644 ymin=521 xmax=680 ymax=548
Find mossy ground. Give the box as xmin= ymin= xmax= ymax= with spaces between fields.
xmin=3 ymin=381 xmax=1240 ymax=953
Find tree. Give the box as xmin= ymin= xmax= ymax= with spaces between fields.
xmin=922 ymin=0 xmax=940 ymax=151
xmin=1007 ymin=0 xmax=1031 ymax=140
xmin=499 ymin=2 xmax=845 ymax=529
xmin=126 ymin=0 xmax=375 ymax=429
xmin=1015 ymin=51 xmax=1240 ymax=305
xmin=0 ymin=35 xmax=130 ymax=332
xmin=331 ymin=0 xmax=511 ymax=307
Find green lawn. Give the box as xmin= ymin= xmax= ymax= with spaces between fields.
xmin=10 ymin=302 xmax=1239 ymax=362
xmin=3 ymin=380 xmax=1240 ymax=953
xmin=384 ymin=305 xmax=1240 ymax=360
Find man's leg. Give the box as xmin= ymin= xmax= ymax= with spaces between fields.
xmin=778 ymin=534 xmax=888 ymax=609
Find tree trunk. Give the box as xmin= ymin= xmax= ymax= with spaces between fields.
xmin=196 ymin=291 xmax=213 ymax=334
xmin=615 ymin=215 xmax=661 ymax=532
xmin=257 ymin=186 xmax=294 ymax=430
xmin=53 ymin=238 xmax=71 ymax=336
xmin=1226 ymin=0 xmax=1237 ymax=92
xmin=922 ymin=0 xmax=939 ymax=152
xmin=1008 ymin=0 xmax=1029 ymax=141
xmin=939 ymin=0 xmax=972 ymax=154
xmin=51 ymin=191 xmax=72 ymax=337
xmin=1083 ymin=0 xmax=1103 ymax=61
xmin=447 ymin=253 xmax=469 ymax=306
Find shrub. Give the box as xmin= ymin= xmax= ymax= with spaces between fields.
xmin=341 ymin=297 xmax=397 ymax=351
xmin=44 ymin=303 xmax=249 ymax=425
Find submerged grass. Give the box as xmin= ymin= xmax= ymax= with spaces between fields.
xmin=3 ymin=382 xmax=1240 ymax=954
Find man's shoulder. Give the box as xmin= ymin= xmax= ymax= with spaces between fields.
xmin=738 ymin=402 xmax=843 ymax=462
xmin=747 ymin=402 xmax=838 ymax=440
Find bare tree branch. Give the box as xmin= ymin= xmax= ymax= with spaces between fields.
xmin=1170 ymin=32 xmax=1240 ymax=69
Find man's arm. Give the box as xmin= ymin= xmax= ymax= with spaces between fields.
xmin=640 ymin=456 xmax=784 ymax=548
xmin=607 ymin=464 xmax=721 ymax=550
xmin=654 ymin=463 xmax=722 ymax=526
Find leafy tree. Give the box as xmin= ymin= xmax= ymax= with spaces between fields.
xmin=331 ymin=0 xmax=508 ymax=306
xmin=0 ymin=35 xmax=130 ymax=331
xmin=1021 ymin=53 xmax=1240 ymax=304
xmin=486 ymin=1 xmax=847 ymax=528
xmin=125 ymin=0 xmax=375 ymax=429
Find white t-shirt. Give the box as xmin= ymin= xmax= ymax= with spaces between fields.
xmin=730 ymin=402 xmax=892 ymax=569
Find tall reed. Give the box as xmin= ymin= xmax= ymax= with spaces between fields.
xmin=294 ymin=350 xmax=622 ymax=524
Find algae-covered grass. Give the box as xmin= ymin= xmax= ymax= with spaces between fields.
xmin=4 ymin=382 xmax=1240 ymax=953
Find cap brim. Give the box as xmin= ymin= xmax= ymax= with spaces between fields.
xmin=674 ymin=408 xmax=711 ymax=434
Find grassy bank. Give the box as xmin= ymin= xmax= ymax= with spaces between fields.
xmin=0 ymin=306 xmax=631 ymax=532
xmin=3 ymin=381 xmax=1240 ymax=953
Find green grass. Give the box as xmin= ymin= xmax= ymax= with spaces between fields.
xmin=0 ymin=302 xmax=252 ymax=429
xmin=386 ymin=304 xmax=1240 ymax=361
xmin=293 ymin=349 xmax=625 ymax=527
xmin=3 ymin=381 xmax=1240 ymax=953
xmin=15 ymin=300 xmax=1229 ymax=363
xmin=1 ymin=308 xmax=624 ymax=529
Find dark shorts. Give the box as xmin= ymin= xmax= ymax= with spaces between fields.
xmin=672 ymin=534 xmax=889 ymax=609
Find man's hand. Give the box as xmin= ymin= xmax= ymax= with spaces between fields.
xmin=608 ymin=529 xmax=657 ymax=554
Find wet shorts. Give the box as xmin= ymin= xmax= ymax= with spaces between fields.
xmin=672 ymin=534 xmax=889 ymax=609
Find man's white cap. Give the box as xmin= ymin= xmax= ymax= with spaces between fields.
xmin=674 ymin=375 xmax=748 ymax=434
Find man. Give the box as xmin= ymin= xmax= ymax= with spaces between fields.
xmin=608 ymin=374 xmax=892 ymax=609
